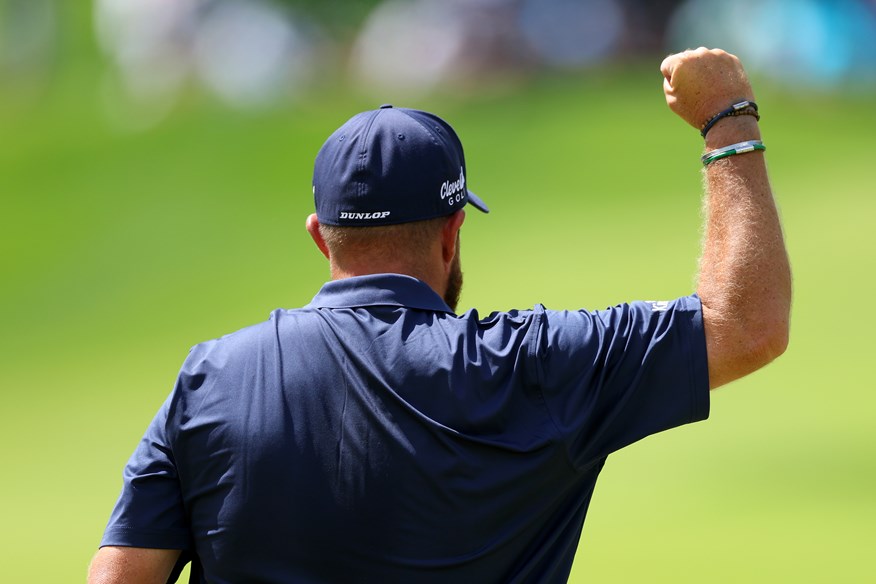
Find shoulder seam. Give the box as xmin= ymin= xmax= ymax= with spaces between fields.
xmin=528 ymin=306 xmax=581 ymax=474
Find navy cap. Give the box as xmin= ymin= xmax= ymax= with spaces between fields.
xmin=313 ymin=105 xmax=489 ymax=226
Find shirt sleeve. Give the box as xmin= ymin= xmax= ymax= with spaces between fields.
xmin=534 ymin=294 xmax=710 ymax=471
xmin=100 ymin=388 xmax=192 ymax=550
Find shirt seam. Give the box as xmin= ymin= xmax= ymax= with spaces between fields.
xmin=530 ymin=306 xmax=581 ymax=475
xmin=357 ymin=110 xmax=381 ymax=199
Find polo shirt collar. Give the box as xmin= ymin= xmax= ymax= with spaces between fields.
xmin=307 ymin=274 xmax=454 ymax=313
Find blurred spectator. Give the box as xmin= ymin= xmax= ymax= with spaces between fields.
xmin=518 ymin=0 xmax=625 ymax=69
xmin=95 ymin=0 xmax=326 ymax=120
xmin=87 ymin=0 xmax=876 ymax=113
xmin=192 ymin=0 xmax=324 ymax=108
xmin=95 ymin=0 xmax=194 ymax=106
xmin=620 ymin=0 xmax=685 ymax=54
xmin=350 ymin=0 xmax=676 ymax=95
xmin=350 ymin=0 xmax=526 ymax=96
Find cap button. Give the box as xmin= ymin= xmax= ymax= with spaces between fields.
xmin=379 ymin=104 xmax=393 ymax=109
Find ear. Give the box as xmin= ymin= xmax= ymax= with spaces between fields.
xmin=441 ymin=209 xmax=466 ymax=268
xmin=306 ymin=214 xmax=331 ymax=260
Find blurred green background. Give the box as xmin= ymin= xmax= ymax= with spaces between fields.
xmin=2 ymin=2 xmax=875 ymax=582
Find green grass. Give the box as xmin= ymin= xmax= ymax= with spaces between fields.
xmin=1 ymin=61 xmax=874 ymax=582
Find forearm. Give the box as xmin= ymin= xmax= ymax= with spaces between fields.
xmin=660 ymin=47 xmax=791 ymax=388
xmin=697 ymin=116 xmax=791 ymax=387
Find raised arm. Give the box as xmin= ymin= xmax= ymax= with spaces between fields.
xmin=661 ymin=48 xmax=791 ymax=389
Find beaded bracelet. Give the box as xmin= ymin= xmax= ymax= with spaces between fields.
xmin=700 ymin=100 xmax=760 ymax=138
xmin=701 ymin=140 xmax=765 ymax=166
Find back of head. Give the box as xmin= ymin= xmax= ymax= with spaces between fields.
xmin=317 ymin=216 xmax=448 ymax=267
xmin=311 ymin=105 xmax=488 ymax=285
xmin=312 ymin=104 xmax=488 ymax=227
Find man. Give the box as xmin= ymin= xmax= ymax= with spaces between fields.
xmin=89 ymin=48 xmax=790 ymax=583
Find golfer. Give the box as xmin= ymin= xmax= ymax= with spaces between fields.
xmin=89 ymin=48 xmax=791 ymax=583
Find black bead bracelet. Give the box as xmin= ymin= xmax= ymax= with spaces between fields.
xmin=700 ymin=100 xmax=760 ymax=138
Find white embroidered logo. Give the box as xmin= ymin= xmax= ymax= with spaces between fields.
xmin=339 ymin=211 xmax=391 ymax=220
xmin=440 ymin=167 xmax=466 ymax=206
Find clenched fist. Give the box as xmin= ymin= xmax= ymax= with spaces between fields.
xmin=661 ymin=48 xmax=755 ymax=132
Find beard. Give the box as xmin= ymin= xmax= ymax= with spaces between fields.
xmin=444 ymin=244 xmax=463 ymax=313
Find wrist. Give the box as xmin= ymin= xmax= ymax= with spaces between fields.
xmin=704 ymin=116 xmax=761 ymax=149
xmin=700 ymin=100 xmax=759 ymax=138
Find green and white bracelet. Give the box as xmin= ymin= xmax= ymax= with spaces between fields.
xmin=702 ymin=140 xmax=765 ymax=166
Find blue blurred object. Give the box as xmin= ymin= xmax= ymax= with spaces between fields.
xmin=667 ymin=0 xmax=876 ymax=89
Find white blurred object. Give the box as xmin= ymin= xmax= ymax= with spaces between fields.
xmin=193 ymin=0 xmax=316 ymax=108
xmin=94 ymin=0 xmax=324 ymax=116
xmin=94 ymin=0 xmax=195 ymax=101
xmin=518 ymin=0 xmax=625 ymax=68
xmin=351 ymin=0 xmax=468 ymax=95
xmin=351 ymin=0 xmax=525 ymax=96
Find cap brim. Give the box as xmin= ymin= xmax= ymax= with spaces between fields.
xmin=466 ymin=190 xmax=489 ymax=213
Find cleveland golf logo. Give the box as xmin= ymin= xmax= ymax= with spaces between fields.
xmin=440 ymin=167 xmax=466 ymax=206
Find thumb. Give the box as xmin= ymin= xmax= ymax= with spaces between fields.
xmin=660 ymin=54 xmax=676 ymax=87
xmin=663 ymin=75 xmax=674 ymax=97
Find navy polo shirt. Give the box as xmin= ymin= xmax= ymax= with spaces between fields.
xmin=101 ymin=274 xmax=709 ymax=583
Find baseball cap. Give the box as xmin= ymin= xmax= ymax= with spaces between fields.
xmin=313 ymin=104 xmax=489 ymax=226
